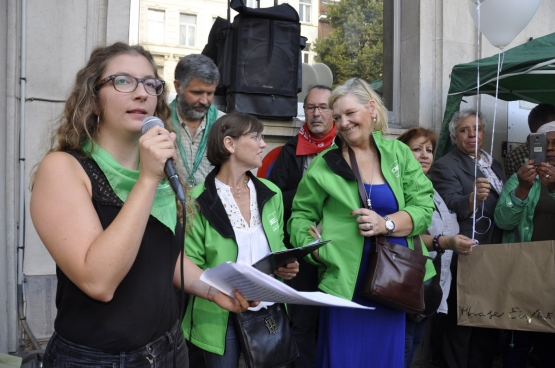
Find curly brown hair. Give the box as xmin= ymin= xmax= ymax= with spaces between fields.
xmin=42 ymin=43 xmax=195 ymax=226
xmin=49 ymin=42 xmax=172 ymax=155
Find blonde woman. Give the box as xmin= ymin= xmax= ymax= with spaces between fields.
xmin=289 ymin=78 xmax=435 ymax=367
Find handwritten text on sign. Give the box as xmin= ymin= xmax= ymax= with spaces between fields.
xmin=459 ymin=306 xmax=554 ymax=325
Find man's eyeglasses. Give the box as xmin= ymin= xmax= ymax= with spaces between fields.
xmin=304 ymin=105 xmax=329 ymax=113
xmin=245 ymin=131 xmax=264 ymax=142
xmin=97 ymin=75 xmax=165 ymax=96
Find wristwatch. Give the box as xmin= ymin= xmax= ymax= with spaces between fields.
xmin=384 ymin=216 xmax=395 ymax=236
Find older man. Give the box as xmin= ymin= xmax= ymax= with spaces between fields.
xmin=431 ymin=109 xmax=505 ymax=368
xmin=171 ymin=54 xmax=225 ymax=187
xmin=268 ymin=85 xmax=335 ymax=368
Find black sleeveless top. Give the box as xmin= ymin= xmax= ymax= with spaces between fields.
xmin=54 ymin=153 xmax=181 ymax=352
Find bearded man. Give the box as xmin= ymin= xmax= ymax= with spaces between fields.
xmin=171 ymin=54 xmax=225 ymax=187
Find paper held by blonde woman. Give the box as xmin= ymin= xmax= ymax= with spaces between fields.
xmin=201 ymin=262 xmax=374 ymax=310
xmin=457 ymin=242 xmax=555 ymax=333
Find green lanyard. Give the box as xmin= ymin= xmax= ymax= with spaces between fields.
xmin=170 ymin=98 xmax=218 ymax=187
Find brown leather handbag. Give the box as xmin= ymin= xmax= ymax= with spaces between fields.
xmin=359 ymin=235 xmax=428 ymax=313
xmin=348 ymin=146 xmax=429 ymax=314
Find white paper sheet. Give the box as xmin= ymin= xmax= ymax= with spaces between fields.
xmin=200 ymin=262 xmax=374 ymax=310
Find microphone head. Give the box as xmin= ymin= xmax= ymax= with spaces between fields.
xmin=141 ymin=116 xmax=164 ymax=135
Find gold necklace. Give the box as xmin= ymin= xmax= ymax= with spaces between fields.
xmin=365 ymin=154 xmax=375 ymax=209
xmin=233 ymin=176 xmax=250 ymax=198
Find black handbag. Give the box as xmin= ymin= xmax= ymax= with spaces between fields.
xmin=233 ymin=303 xmax=299 ymax=368
xmin=406 ymin=250 xmax=443 ymax=322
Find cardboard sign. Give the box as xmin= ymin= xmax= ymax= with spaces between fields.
xmin=457 ymin=241 xmax=555 ymax=333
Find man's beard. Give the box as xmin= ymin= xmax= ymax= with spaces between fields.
xmin=177 ymin=96 xmax=210 ymax=121
xmin=308 ymin=117 xmax=327 ymax=135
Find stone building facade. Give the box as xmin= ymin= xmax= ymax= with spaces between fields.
xmin=1 ymin=0 xmax=555 ymax=353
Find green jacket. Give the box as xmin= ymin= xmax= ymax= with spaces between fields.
xmin=288 ymin=131 xmax=436 ymax=301
xmin=181 ymin=168 xmax=286 ymax=355
xmin=494 ymin=173 xmax=555 ymax=243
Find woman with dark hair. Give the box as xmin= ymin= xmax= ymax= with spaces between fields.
xmin=30 ymin=42 xmax=252 ymax=368
xmin=182 ymin=111 xmax=299 ymax=368
xmin=398 ymin=127 xmax=475 ymax=368
xmin=289 ymin=78 xmax=435 ymax=367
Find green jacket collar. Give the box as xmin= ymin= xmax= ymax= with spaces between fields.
xmin=322 ymin=131 xmax=386 ymax=181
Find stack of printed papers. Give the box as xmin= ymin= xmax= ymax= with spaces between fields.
xmin=201 ymin=262 xmax=374 ymax=310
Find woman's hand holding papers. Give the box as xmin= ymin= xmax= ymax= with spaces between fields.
xmin=275 ymin=261 xmax=300 ymax=280
xmin=212 ymin=289 xmax=260 ymax=312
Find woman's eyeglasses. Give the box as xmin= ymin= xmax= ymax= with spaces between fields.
xmin=220 ymin=125 xmax=264 ymax=142
xmin=245 ymin=131 xmax=264 ymax=142
xmin=97 ymin=75 xmax=165 ymax=96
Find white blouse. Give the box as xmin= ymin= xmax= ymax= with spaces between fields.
xmin=215 ymin=177 xmax=273 ymax=311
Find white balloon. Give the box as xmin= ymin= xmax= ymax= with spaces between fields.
xmin=468 ymin=0 xmax=542 ymax=49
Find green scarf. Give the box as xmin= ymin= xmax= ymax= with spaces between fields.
xmin=170 ymin=97 xmax=219 ymax=187
xmin=83 ymin=141 xmax=177 ymax=233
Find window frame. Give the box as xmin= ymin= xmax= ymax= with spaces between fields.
xmin=179 ymin=13 xmax=197 ymax=47
xmin=299 ymin=0 xmax=311 ymax=23
xmin=147 ymin=8 xmax=165 ymax=45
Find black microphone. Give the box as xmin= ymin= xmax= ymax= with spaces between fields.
xmin=141 ymin=116 xmax=186 ymax=204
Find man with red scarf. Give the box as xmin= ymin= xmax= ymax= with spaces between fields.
xmin=269 ymin=85 xmax=336 ymax=368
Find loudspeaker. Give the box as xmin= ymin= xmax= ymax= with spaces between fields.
xmin=228 ymin=17 xmax=299 ymax=95
xmin=207 ymin=1 xmax=303 ymax=120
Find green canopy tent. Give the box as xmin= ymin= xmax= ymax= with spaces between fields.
xmin=369 ymin=77 xmax=383 ymax=96
xmin=437 ymin=32 xmax=555 ymax=158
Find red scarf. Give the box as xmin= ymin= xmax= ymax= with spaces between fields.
xmin=296 ymin=123 xmax=337 ymax=156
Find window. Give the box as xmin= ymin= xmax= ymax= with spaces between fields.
xmin=147 ymin=9 xmax=165 ymax=44
xmin=299 ymin=0 xmax=311 ymax=23
xmin=152 ymin=54 xmax=165 ymax=80
xmin=303 ymin=43 xmax=311 ymax=63
xmin=246 ymin=0 xmax=258 ymax=8
xmin=180 ymin=14 xmax=196 ymax=47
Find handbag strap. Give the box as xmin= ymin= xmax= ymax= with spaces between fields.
xmin=347 ymin=146 xmax=371 ymax=210
xmin=412 ymin=234 xmax=424 ymax=256
xmin=347 ymin=146 xmax=424 ymax=256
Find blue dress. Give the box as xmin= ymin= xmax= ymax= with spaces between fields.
xmin=317 ymin=183 xmax=407 ymax=367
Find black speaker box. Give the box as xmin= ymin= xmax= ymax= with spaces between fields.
xmin=204 ymin=1 xmax=303 ymax=120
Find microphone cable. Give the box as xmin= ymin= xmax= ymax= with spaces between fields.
xmin=174 ymin=194 xmax=186 ymax=368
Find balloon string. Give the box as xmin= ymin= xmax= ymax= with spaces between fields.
xmin=490 ymin=50 xmax=505 ymax=158
xmin=472 ymin=1 xmax=482 ymax=240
